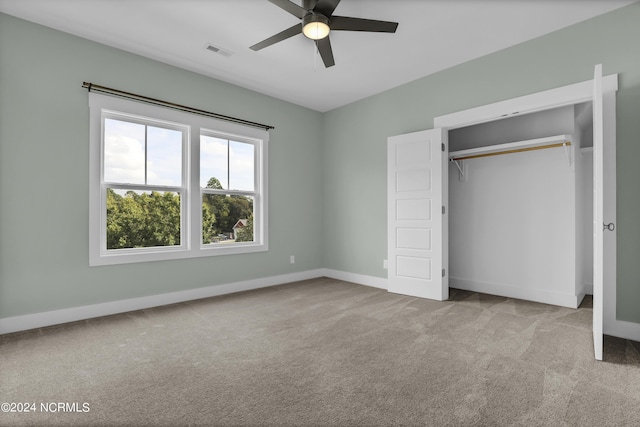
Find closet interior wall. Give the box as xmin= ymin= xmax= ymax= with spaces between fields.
xmin=448 ymin=104 xmax=593 ymax=308
xmin=575 ymin=102 xmax=594 ymax=298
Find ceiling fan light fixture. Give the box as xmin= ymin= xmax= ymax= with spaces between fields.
xmin=302 ymin=13 xmax=330 ymax=40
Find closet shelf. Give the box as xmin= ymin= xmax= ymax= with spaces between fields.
xmin=449 ymin=134 xmax=572 ymax=161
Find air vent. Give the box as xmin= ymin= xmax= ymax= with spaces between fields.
xmin=205 ymin=43 xmax=233 ymax=58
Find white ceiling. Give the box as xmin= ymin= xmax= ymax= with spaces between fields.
xmin=0 ymin=0 xmax=635 ymax=112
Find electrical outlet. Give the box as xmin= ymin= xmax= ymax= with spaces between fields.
xmin=383 ymin=259 xmax=388 ymax=269
xmin=290 ymin=255 xmax=295 ymax=264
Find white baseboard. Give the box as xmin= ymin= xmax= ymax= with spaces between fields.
xmin=5 ymin=268 xmax=638 ymax=342
xmin=450 ymin=277 xmax=580 ymax=308
xmin=605 ymin=319 xmax=640 ymax=342
xmin=0 ymin=269 xmax=325 ymax=335
xmin=322 ymin=268 xmax=388 ymax=290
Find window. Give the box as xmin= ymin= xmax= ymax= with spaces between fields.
xmin=200 ymin=134 xmax=259 ymax=245
xmin=103 ymin=115 xmax=187 ymax=251
xmin=89 ymin=93 xmax=268 ymax=266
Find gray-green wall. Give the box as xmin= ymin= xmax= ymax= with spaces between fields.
xmin=2 ymin=2 xmax=640 ymax=325
xmin=0 ymin=13 xmax=324 ymax=318
xmin=322 ymin=2 xmax=640 ymax=324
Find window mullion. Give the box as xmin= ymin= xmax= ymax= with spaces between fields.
xmin=190 ymin=127 xmax=201 ymax=249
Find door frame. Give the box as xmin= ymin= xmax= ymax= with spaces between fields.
xmin=434 ymin=74 xmax=619 ymax=339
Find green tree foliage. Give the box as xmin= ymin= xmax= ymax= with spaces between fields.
xmin=225 ymin=196 xmax=252 ymax=232
xmin=201 ymin=202 xmax=218 ymax=244
xmin=206 ymin=177 xmax=223 ymax=190
xmin=202 ymin=177 xmax=228 ymax=243
xmin=105 ymin=177 xmax=254 ymax=248
xmin=234 ymin=215 xmax=254 ymax=242
xmin=106 ymin=189 xmax=181 ymax=249
xmin=201 ymin=177 xmax=253 ymax=243
xmin=201 ymin=194 xmax=253 ymax=243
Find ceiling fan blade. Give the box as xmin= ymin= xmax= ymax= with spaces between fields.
xmin=316 ymin=37 xmax=335 ymax=68
xmin=250 ymin=24 xmax=301 ymax=51
xmin=330 ymin=16 xmax=398 ymax=33
xmin=313 ymin=0 xmax=341 ymax=17
xmin=268 ymin=0 xmax=307 ymax=19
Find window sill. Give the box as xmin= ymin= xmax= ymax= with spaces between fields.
xmin=89 ymin=243 xmax=268 ymax=266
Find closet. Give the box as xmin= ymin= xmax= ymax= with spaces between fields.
xmin=447 ymin=104 xmax=594 ymax=308
xmin=388 ymin=66 xmax=616 ymax=360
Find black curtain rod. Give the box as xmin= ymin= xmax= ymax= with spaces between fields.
xmin=82 ymin=82 xmax=274 ymax=131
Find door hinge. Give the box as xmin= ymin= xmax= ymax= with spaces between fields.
xmin=442 ymin=268 xmax=446 ymax=277
xmin=442 ymin=206 xmax=445 ymax=214
xmin=441 ymin=143 xmax=445 ymax=152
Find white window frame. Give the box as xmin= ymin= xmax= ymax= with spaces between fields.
xmin=89 ymin=93 xmax=269 ymax=266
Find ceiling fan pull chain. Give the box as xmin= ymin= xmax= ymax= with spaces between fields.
xmin=313 ymin=40 xmax=318 ymax=70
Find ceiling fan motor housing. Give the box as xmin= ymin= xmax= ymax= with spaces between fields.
xmin=302 ymin=13 xmax=330 ymax=40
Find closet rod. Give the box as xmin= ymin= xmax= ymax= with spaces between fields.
xmin=82 ymin=82 xmax=274 ymax=131
xmin=450 ymin=141 xmax=570 ymax=161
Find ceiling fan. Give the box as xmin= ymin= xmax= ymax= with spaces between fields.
xmin=250 ymin=0 xmax=399 ymax=68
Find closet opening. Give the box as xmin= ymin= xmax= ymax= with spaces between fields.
xmin=446 ymin=103 xmax=594 ymax=308
xmin=389 ymin=68 xmax=617 ymax=358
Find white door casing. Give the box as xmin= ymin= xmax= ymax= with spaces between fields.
xmin=387 ymin=129 xmax=448 ymax=300
xmin=592 ymin=64 xmax=604 ymax=361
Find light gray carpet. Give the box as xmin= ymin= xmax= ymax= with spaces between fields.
xmin=1 ymin=277 xmax=639 ymax=426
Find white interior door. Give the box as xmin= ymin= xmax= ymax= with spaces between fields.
xmin=387 ymin=129 xmax=448 ymax=300
xmin=593 ymin=64 xmax=604 ymax=361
